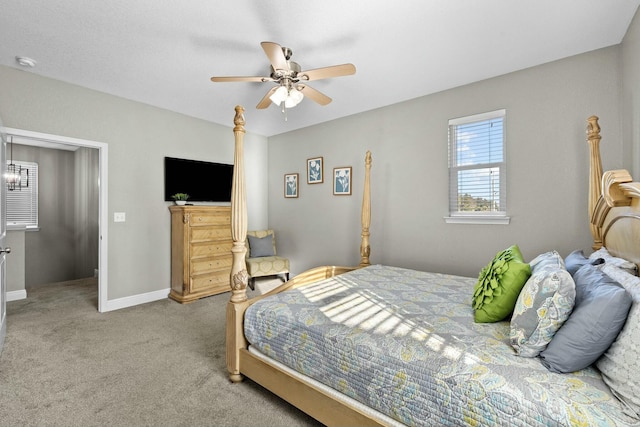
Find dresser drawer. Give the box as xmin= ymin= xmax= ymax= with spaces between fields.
xmin=191 ymin=270 xmax=229 ymax=293
xmin=190 ymin=241 xmax=233 ymax=258
xmin=190 ymin=212 xmax=231 ymax=226
xmin=190 ymin=227 xmax=231 ymax=242
xmin=191 ymin=256 xmax=232 ymax=275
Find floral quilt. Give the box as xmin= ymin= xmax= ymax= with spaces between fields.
xmin=244 ymin=264 xmax=638 ymax=426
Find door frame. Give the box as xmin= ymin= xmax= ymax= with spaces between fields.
xmin=1 ymin=126 xmax=7 ymax=353
xmin=2 ymin=127 xmax=108 ymax=312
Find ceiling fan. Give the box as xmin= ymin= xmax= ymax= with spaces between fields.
xmin=211 ymin=41 xmax=356 ymax=111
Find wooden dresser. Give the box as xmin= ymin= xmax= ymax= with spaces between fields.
xmin=169 ymin=205 xmax=232 ymax=303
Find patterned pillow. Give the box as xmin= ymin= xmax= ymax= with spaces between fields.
xmin=595 ymin=264 xmax=640 ymax=420
xmin=510 ymin=251 xmax=576 ymax=357
xmin=539 ymin=264 xmax=631 ymax=373
xmin=530 ymin=249 xmax=566 ymax=271
xmin=472 ymin=245 xmax=531 ymax=323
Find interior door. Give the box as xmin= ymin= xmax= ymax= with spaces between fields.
xmin=0 ymin=124 xmax=7 ymax=354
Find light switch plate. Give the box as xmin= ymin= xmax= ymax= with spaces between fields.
xmin=114 ymin=212 xmax=126 ymax=222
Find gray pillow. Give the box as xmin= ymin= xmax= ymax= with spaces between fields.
xmin=564 ymin=249 xmax=603 ymax=277
xmin=540 ymin=264 xmax=632 ymax=373
xmin=248 ymin=234 xmax=274 ymax=258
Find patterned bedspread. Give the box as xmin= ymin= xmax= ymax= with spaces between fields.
xmin=244 ymin=265 xmax=639 ymax=426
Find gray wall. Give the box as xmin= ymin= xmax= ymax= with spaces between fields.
xmin=0 ymin=66 xmax=269 ymax=301
xmin=12 ymin=144 xmax=77 ymax=286
xmin=74 ymin=146 xmax=99 ymax=279
xmin=6 ymin=145 xmax=100 ymax=289
xmin=267 ymin=46 xmax=624 ymax=278
xmin=5 ymin=230 xmax=25 ymax=293
xmin=622 ymin=7 xmax=640 ymax=178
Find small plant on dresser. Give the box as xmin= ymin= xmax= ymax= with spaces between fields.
xmin=171 ymin=193 xmax=190 ymax=205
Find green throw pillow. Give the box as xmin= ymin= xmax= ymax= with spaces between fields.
xmin=473 ymin=245 xmax=532 ymax=323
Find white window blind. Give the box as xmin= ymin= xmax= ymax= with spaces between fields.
xmin=448 ymin=110 xmax=507 ymax=223
xmin=6 ymin=160 xmax=38 ymax=229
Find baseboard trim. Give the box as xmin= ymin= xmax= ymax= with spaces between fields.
xmin=7 ymin=290 xmax=27 ymax=302
xmin=103 ymin=288 xmax=170 ymax=312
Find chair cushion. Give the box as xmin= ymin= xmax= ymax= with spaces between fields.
xmin=246 ymin=230 xmax=277 ymax=258
xmin=248 ymin=235 xmax=275 ymax=257
xmin=246 ymin=256 xmax=290 ymax=277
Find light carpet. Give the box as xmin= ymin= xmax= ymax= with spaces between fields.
xmin=0 ymin=278 xmax=322 ymax=427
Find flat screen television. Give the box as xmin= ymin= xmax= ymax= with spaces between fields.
xmin=164 ymin=157 xmax=233 ymax=202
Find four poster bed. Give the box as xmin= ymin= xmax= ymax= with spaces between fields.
xmin=226 ymin=106 xmax=640 ymax=426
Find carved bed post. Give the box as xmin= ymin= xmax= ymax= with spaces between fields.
xmin=586 ymin=115 xmax=604 ymax=249
xmin=227 ymin=105 xmax=249 ymax=382
xmin=229 ymin=105 xmax=249 ymax=301
xmin=359 ymin=151 xmax=372 ymax=267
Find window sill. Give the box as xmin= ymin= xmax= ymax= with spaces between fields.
xmin=7 ymin=224 xmax=39 ymax=232
xmin=444 ymin=216 xmax=510 ymax=225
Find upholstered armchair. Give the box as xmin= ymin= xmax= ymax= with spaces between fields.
xmin=245 ymin=229 xmax=290 ymax=290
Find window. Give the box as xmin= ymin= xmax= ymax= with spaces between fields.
xmin=6 ymin=160 xmax=38 ymax=229
xmin=446 ymin=109 xmax=509 ymax=224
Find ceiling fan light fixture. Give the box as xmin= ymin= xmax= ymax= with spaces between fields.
xmin=269 ymin=86 xmax=288 ymax=106
xmin=269 ymin=85 xmax=304 ymax=109
xmin=284 ymin=87 xmax=304 ymax=108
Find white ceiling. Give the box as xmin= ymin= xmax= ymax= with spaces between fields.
xmin=1 ymin=1 xmax=638 ymax=137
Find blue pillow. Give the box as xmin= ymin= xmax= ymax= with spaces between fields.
xmin=539 ymin=264 xmax=632 ymax=373
xmin=248 ymin=235 xmax=274 ymax=258
xmin=564 ymin=249 xmax=603 ymax=277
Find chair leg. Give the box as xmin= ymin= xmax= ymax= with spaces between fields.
xmin=248 ymin=277 xmax=255 ymax=291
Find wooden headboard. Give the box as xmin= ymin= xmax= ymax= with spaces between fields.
xmin=587 ymin=116 xmax=640 ymax=268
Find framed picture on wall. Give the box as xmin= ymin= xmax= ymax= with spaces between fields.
xmin=307 ymin=156 xmax=323 ymax=184
xmin=333 ymin=166 xmax=352 ymax=195
xmin=284 ymin=173 xmax=298 ymax=198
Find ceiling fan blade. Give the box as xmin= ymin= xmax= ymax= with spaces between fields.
xmin=211 ymin=76 xmax=270 ymax=83
xmin=299 ymin=85 xmax=332 ymax=106
xmin=257 ymin=87 xmax=278 ymax=109
xmin=261 ymin=41 xmax=289 ymax=71
xmin=299 ymin=63 xmax=356 ymax=81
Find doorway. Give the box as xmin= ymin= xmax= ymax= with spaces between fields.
xmin=2 ymin=127 xmax=108 ymax=312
